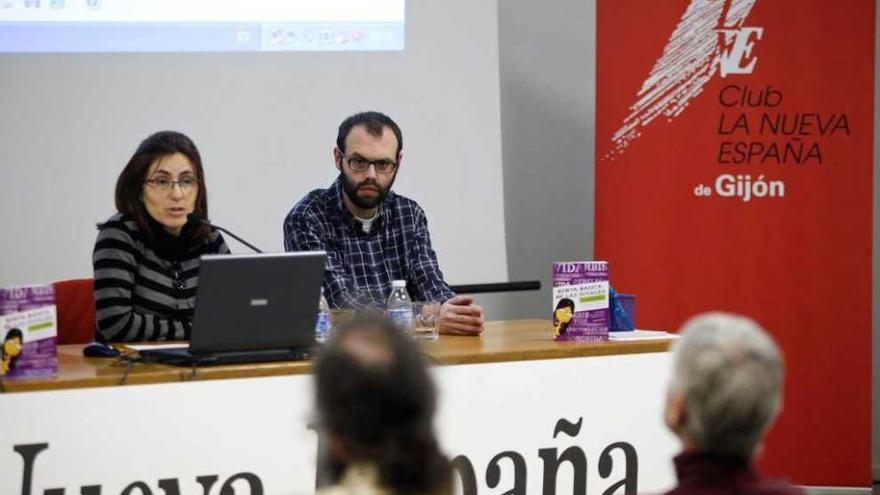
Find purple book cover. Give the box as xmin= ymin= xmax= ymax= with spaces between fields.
xmin=552 ymin=261 xmax=610 ymax=342
xmin=0 ymin=285 xmax=58 ymax=378
xmin=0 ymin=284 xmax=55 ymax=315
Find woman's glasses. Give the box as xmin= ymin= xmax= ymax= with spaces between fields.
xmin=145 ymin=177 xmax=198 ymax=195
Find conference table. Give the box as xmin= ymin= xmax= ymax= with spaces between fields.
xmin=1 ymin=320 xmax=679 ymax=495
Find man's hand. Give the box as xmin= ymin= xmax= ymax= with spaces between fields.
xmin=437 ymin=295 xmax=484 ymax=335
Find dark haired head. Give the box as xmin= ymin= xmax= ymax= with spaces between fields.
xmin=4 ymin=328 xmax=23 ymax=344
xmin=314 ymin=314 xmax=450 ymax=494
xmin=555 ymin=298 xmax=575 ymax=312
xmin=113 ymin=131 xmax=210 ymax=243
xmin=337 ymin=111 xmax=403 ymax=157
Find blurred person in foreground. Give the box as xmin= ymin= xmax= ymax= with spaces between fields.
xmin=313 ymin=315 xmax=451 ymax=495
xmin=663 ymin=312 xmax=803 ymax=495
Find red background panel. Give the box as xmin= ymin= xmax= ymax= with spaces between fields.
xmin=596 ymin=0 xmax=873 ymax=486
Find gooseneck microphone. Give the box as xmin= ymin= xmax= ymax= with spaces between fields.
xmin=187 ymin=213 xmax=263 ymax=253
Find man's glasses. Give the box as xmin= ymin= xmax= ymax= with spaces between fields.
xmin=345 ymin=156 xmax=398 ymax=174
xmin=145 ymin=177 xmax=198 ymax=195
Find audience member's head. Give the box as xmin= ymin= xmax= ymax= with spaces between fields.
xmin=665 ymin=312 xmax=784 ymax=459
xmin=314 ymin=314 xmax=450 ymax=494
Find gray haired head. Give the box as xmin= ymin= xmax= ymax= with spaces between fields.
xmin=667 ymin=312 xmax=784 ymax=458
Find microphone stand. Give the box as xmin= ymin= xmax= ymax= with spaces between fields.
xmin=209 ymin=225 xmax=263 ymax=254
xmin=188 ymin=214 xmax=263 ymax=253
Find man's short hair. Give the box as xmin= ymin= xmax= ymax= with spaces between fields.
xmin=313 ymin=314 xmax=449 ymax=493
xmin=336 ymin=111 xmax=403 ymax=157
xmin=669 ymin=312 xmax=784 ymax=458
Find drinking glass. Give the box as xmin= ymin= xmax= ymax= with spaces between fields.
xmin=412 ymin=301 xmax=440 ymax=340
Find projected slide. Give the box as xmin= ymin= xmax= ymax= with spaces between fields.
xmin=0 ymin=0 xmax=405 ymax=52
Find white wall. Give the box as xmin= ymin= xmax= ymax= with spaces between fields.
xmin=0 ymin=0 xmax=507 ymax=288
xmin=496 ymin=0 xmax=596 ymax=320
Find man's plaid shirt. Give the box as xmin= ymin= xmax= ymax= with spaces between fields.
xmin=283 ymin=176 xmax=455 ymax=308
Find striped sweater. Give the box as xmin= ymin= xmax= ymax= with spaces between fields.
xmin=92 ymin=213 xmax=230 ymax=342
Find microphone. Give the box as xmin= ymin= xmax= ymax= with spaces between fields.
xmin=187 ymin=213 xmax=263 ymax=253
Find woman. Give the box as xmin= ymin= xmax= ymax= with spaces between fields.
xmin=553 ymin=298 xmax=575 ymax=338
xmin=93 ymin=131 xmax=229 ymax=342
xmin=1 ymin=328 xmax=23 ymax=375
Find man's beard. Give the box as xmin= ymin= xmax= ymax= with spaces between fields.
xmin=341 ymin=171 xmax=395 ymax=210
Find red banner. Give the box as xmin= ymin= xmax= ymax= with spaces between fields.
xmin=596 ymin=0 xmax=873 ymax=486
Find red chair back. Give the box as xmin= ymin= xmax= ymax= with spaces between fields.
xmin=52 ymin=278 xmax=96 ymax=345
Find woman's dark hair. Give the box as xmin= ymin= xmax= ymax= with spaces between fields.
xmin=114 ymin=131 xmax=211 ymax=243
xmin=314 ymin=315 xmax=450 ymax=494
xmin=554 ymin=298 xmax=576 ymax=335
xmin=2 ymin=328 xmax=24 ymax=370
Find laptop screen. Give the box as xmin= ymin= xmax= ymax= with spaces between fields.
xmin=189 ymin=252 xmax=327 ymax=354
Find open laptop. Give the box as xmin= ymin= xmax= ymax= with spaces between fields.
xmin=139 ymin=251 xmax=326 ymax=366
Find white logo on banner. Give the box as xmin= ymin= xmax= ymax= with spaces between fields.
xmin=607 ymin=0 xmax=761 ymax=157
xmin=718 ymin=26 xmax=763 ymax=76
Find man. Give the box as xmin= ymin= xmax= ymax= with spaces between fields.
xmin=313 ymin=315 xmax=451 ymax=494
xmin=284 ymin=111 xmax=483 ymax=335
xmin=663 ymin=312 xmax=803 ymax=495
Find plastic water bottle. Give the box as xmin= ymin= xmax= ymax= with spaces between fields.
xmin=386 ymin=280 xmax=413 ymax=332
xmin=315 ymin=288 xmax=330 ymax=343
